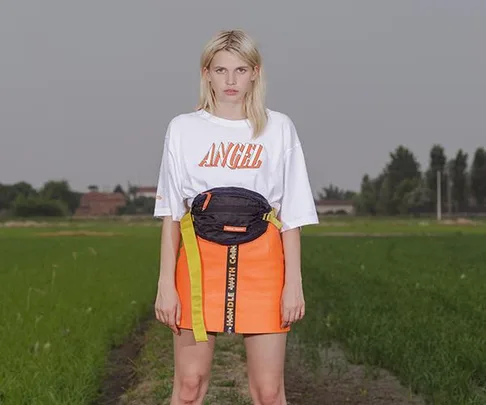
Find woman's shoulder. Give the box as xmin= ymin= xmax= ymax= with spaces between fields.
xmin=265 ymin=109 xmax=300 ymax=149
xmin=167 ymin=110 xmax=204 ymax=130
xmin=266 ymin=109 xmax=295 ymax=127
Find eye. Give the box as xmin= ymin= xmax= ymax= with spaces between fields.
xmin=215 ymin=68 xmax=225 ymax=74
xmin=237 ymin=68 xmax=248 ymax=74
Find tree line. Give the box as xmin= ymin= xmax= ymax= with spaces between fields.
xmin=0 ymin=181 xmax=82 ymax=217
xmin=351 ymin=145 xmax=486 ymax=215
xmin=2 ymin=144 xmax=485 ymax=218
xmin=0 ymin=181 xmax=154 ymax=217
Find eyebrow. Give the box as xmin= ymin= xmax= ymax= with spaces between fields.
xmin=213 ymin=65 xmax=250 ymax=70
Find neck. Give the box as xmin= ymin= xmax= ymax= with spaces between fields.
xmin=213 ymin=101 xmax=246 ymax=120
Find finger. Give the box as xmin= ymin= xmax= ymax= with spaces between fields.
xmin=166 ymin=307 xmax=174 ymax=327
xmin=161 ymin=310 xmax=169 ymax=325
xmin=176 ymin=303 xmax=181 ymax=329
xmin=292 ymin=306 xmax=301 ymax=323
xmin=281 ymin=308 xmax=291 ymax=328
xmin=299 ymin=305 xmax=305 ymax=321
xmin=155 ymin=307 xmax=164 ymax=323
xmin=167 ymin=308 xmax=179 ymax=334
xmin=289 ymin=308 xmax=298 ymax=324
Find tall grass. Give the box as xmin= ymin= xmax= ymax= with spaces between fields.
xmin=295 ymin=234 xmax=486 ymax=405
xmin=0 ymin=230 xmax=161 ymax=404
xmin=2 ymin=221 xmax=486 ymax=405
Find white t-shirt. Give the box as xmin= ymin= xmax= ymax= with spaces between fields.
xmin=153 ymin=109 xmax=319 ymax=232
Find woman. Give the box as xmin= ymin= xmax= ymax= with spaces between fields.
xmin=154 ymin=29 xmax=318 ymax=405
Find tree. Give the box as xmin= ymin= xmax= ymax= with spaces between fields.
xmin=126 ymin=182 xmax=138 ymax=201
xmin=394 ymin=178 xmax=420 ymax=215
xmin=40 ymin=180 xmax=81 ymax=214
xmin=425 ymin=144 xmax=447 ymax=210
xmin=384 ymin=146 xmax=421 ymax=214
xmin=113 ymin=184 xmax=125 ymax=195
xmin=387 ymin=146 xmax=421 ymax=186
xmin=0 ymin=182 xmax=37 ymax=211
xmin=12 ymin=195 xmax=69 ymax=217
xmin=449 ymin=149 xmax=468 ymax=212
xmin=470 ymin=147 xmax=486 ymax=207
xmin=355 ymin=175 xmax=377 ymax=215
xmin=376 ymin=175 xmax=392 ymax=215
xmin=404 ymin=178 xmax=433 ymax=215
xmin=118 ymin=196 xmax=155 ymax=215
xmin=318 ymin=183 xmax=356 ymax=201
xmin=88 ymin=185 xmax=99 ymax=192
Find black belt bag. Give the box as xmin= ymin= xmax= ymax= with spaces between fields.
xmin=190 ymin=186 xmax=282 ymax=245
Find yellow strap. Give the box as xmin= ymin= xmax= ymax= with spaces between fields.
xmin=263 ymin=209 xmax=283 ymax=230
xmin=180 ymin=211 xmax=208 ymax=342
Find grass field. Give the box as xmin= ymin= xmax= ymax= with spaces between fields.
xmin=0 ymin=224 xmax=160 ymax=404
xmin=1 ymin=217 xmax=486 ymax=404
xmin=297 ymin=234 xmax=486 ymax=405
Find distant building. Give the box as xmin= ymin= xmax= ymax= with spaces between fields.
xmin=133 ymin=186 xmax=157 ymax=199
xmin=75 ymin=191 xmax=126 ymax=216
xmin=315 ymin=199 xmax=356 ymax=215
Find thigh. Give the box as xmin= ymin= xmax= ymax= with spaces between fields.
xmin=173 ymin=328 xmax=217 ymax=380
xmin=243 ymin=332 xmax=287 ymax=385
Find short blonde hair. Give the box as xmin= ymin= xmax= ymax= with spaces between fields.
xmin=197 ymin=30 xmax=267 ymax=138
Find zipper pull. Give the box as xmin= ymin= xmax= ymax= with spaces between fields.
xmin=202 ymin=192 xmax=212 ymax=211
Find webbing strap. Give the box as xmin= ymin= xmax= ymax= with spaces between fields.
xmin=263 ymin=209 xmax=283 ymax=230
xmin=180 ymin=212 xmax=208 ymax=342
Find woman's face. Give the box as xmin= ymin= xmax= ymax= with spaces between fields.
xmin=205 ymin=50 xmax=258 ymax=105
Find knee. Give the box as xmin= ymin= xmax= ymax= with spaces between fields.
xmin=178 ymin=374 xmax=205 ymax=403
xmin=252 ymin=381 xmax=282 ymax=405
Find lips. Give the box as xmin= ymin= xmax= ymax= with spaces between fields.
xmin=224 ymin=89 xmax=238 ymax=95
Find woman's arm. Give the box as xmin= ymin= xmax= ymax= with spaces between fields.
xmin=281 ymin=227 xmax=302 ymax=284
xmin=280 ymin=227 xmax=305 ymax=328
xmin=155 ymin=215 xmax=182 ymax=334
xmin=158 ymin=215 xmax=181 ymax=287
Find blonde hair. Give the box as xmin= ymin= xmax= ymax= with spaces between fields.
xmin=197 ymin=30 xmax=268 ymax=138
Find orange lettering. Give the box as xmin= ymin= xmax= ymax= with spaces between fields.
xmin=199 ymin=142 xmax=264 ymax=169
xmin=240 ymin=144 xmax=255 ymax=168
xmin=228 ymin=144 xmax=245 ymax=170
xmin=199 ymin=143 xmax=216 ymax=167
xmin=249 ymin=144 xmax=263 ymax=168
xmin=213 ymin=142 xmax=229 ymax=167
xmin=221 ymin=142 xmax=235 ymax=167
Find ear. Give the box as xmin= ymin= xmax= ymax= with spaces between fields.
xmin=202 ymin=66 xmax=210 ymax=82
xmin=252 ymin=65 xmax=260 ymax=81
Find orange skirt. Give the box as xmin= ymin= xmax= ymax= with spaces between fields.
xmin=175 ymin=223 xmax=290 ymax=334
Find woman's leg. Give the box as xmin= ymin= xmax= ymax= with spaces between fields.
xmin=244 ymin=332 xmax=288 ymax=405
xmin=170 ymin=328 xmax=217 ymax=405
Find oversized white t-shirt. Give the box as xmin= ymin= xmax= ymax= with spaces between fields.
xmin=153 ymin=109 xmax=319 ymax=232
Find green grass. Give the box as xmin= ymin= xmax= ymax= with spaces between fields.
xmin=0 ymin=228 xmax=161 ymax=404
xmin=294 ymin=233 xmax=486 ymax=405
xmin=1 ymin=218 xmax=486 ymax=404
xmin=306 ymin=216 xmax=486 ymax=235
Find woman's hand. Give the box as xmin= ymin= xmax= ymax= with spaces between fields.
xmin=281 ymin=279 xmax=305 ymax=328
xmin=155 ymin=282 xmax=181 ymax=335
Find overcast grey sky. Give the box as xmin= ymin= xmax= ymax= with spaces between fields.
xmin=1 ymin=1 xmax=485 ymax=196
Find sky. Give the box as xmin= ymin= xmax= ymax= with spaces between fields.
xmin=1 ymin=0 xmax=485 ymax=196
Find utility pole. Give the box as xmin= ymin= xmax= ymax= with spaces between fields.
xmin=437 ymin=170 xmax=442 ymax=221
xmin=447 ymin=164 xmax=453 ymax=217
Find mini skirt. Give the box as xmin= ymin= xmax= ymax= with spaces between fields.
xmin=174 ymin=187 xmax=290 ymax=341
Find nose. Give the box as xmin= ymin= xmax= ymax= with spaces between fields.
xmin=226 ymin=71 xmax=236 ymax=85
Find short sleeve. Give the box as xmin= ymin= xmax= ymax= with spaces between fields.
xmin=153 ymin=120 xmax=186 ymax=221
xmin=278 ymin=119 xmax=319 ymax=231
